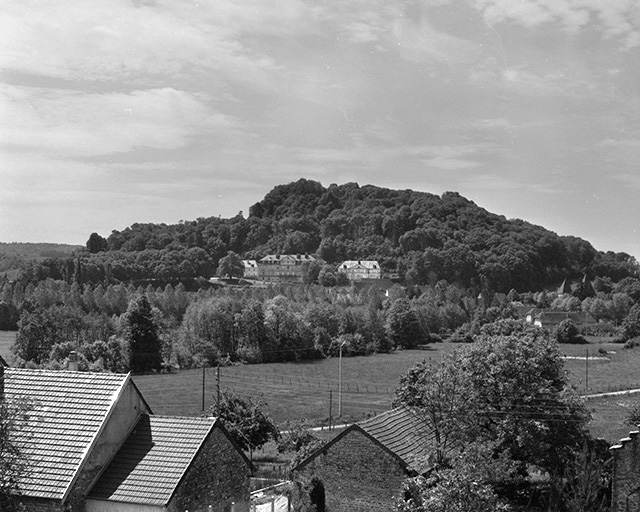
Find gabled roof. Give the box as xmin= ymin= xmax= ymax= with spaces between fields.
xmin=88 ymin=415 xmax=221 ymax=506
xmin=339 ymin=260 xmax=380 ymax=270
xmin=259 ymin=254 xmax=316 ymax=263
xmin=358 ymin=407 xmax=436 ymax=473
xmin=294 ymin=407 xmax=435 ymax=475
xmin=5 ymin=368 xmax=132 ymax=501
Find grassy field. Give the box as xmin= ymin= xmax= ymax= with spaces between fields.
xmin=133 ymin=339 xmax=640 ymax=443
xmin=2 ymin=330 xmax=640 ymax=443
xmin=134 ymin=348 xmax=436 ymax=426
xmin=0 ymin=331 xmax=15 ymax=361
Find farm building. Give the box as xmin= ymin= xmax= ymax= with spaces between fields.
xmin=610 ymin=430 xmax=640 ymax=512
xmin=2 ymin=365 xmax=251 ymax=512
xmin=524 ymin=309 xmax=594 ymax=330
xmin=292 ymin=407 xmax=436 ymax=512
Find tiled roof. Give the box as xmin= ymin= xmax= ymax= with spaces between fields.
xmin=358 ymin=407 xmax=436 ymax=473
xmin=5 ymin=369 xmax=129 ymax=500
xmin=339 ymin=260 xmax=380 ymax=270
xmin=88 ymin=415 xmax=216 ymax=506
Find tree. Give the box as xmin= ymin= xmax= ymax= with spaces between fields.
xmin=396 ymin=443 xmax=515 ymax=512
xmin=86 ymin=232 xmax=108 ymax=253
xmin=394 ymin=356 xmax=472 ymax=465
xmin=277 ymin=419 xmax=325 ymax=469
xmin=555 ymin=319 xmax=586 ymax=344
xmin=395 ymin=333 xmax=590 ymax=477
xmin=0 ymin=393 xmax=34 ymax=512
xmin=621 ymin=303 xmax=640 ymax=341
xmin=387 ymin=298 xmax=424 ymax=349
xmin=209 ymin=391 xmax=279 ymax=453
xmin=124 ymin=295 xmax=162 ymax=373
xmin=216 ymin=251 xmax=244 ymax=279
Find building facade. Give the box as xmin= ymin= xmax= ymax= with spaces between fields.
xmin=258 ymin=254 xmax=316 ymax=282
xmin=293 ymin=407 xmax=434 ymax=512
xmin=3 ymin=367 xmax=251 ymax=512
xmin=337 ymin=260 xmax=381 ymax=281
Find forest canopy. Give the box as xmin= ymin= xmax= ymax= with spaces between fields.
xmin=8 ymin=179 xmax=639 ymax=292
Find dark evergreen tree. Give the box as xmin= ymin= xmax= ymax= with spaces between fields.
xmin=124 ymin=295 xmax=162 ymax=373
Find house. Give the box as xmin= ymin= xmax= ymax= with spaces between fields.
xmin=292 ymin=407 xmax=436 ymax=512
xmin=529 ymin=310 xmax=594 ymax=330
xmin=337 ymin=260 xmax=381 ymax=281
xmin=242 ymin=260 xmax=259 ymax=279
xmin=257 ymin=254 xmax=316 ymax=282
xmin=610 ymin=430 xmax=640 ymax=512
xmin=3 ymin=366 xmax=251 ymax=512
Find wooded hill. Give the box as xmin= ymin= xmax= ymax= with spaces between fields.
xmin=16 ymin=180 xmax=639 ymax=292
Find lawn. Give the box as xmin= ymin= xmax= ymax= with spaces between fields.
xmin=134 ymin=348 xmax=437 ymax=426
xmin=134 ymin=339 xmax=640 ymax=443
xmin=0 ymin=331 xmax=15 ymax=361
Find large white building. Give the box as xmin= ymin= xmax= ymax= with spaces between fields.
xmin=338 ymin=260 xmax=381 ymax=281
xmin=258 ymin=254 xmax=317 ymax=282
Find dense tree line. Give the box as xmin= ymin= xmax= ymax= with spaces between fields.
xmin=3 ymin=269 xmax=640 ymax=372
xmin=9 ymin=180 xmax=638 ymax=293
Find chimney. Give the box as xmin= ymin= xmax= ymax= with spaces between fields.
xmin=68 ymin=351 xmax=78 ymax=372
xmin=0 ymin=365 xmax=4 ymax=401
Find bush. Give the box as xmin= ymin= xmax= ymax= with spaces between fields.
xmin=555 ymin=319 xmax=586 ymax=344
xmin=624 ymin=337 xmax=640 ymax=349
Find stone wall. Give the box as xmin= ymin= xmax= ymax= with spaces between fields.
xmin=19 ymin=497 xmax=64 ymax=512
xmin=168 ymin=425 xmax=251 ymax=512
xmin=611 ymin=430 xmax=640 ymax=512
xmin=294 ymin=427 xmax=408 ymax=512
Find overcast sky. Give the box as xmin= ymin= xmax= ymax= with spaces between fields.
xmin=1 ymin=0 xmax=639 ymax=259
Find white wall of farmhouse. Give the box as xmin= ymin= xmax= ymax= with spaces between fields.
xmin=86 ymin=500 xmax=163 ymax=512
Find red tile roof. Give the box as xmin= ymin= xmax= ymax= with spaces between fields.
xmin=88 ymin=415 xmax=216 ymax=506
xmin=5 ymin=368 xmax=130 ymax=500
xmin=358 ymin=407 xmax=436 ymax=473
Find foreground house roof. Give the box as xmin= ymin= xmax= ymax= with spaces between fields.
xmin=357 ymin=407 xmax=436 ymax=473
xmin=5 ymin=368 xmax=138 ymax=501
xmin=295 ymin=407 xmax=436 ymax=475
xmin=88 ymin=415 xmax=219 ymax=506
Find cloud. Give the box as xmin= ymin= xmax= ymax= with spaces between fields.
xmin=0 ymin=85 xmax=233 ymax=157
xmin=473 ymin=0 xmax=640 ymax=48
xmin=0 ymin=0 xmax=313 ymax=84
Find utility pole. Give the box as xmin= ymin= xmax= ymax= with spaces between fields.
xmin=329 ymin=390 xmax=333 ymax=431
xmin=585 ymin=348 xmax=589 ymax=391
xmin=338 ymin=340 xmax=346 ymax=417
xmin=202 ymin=366 xmax=206 ymax=413
xmin=216 ymin=365 xmax=221 ymax=416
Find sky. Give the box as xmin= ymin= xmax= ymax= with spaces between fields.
xmin=1 ymin=0 xmax=639 ymax=260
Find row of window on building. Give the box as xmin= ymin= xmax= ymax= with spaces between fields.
xmin=242 ymin=254 xmax=381 ymax=282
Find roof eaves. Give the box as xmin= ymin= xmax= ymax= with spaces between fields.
xmin=61 ymin=373 xmax=132 ymax=505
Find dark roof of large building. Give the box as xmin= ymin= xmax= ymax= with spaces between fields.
xmin=294 ymin=407 xmax=436 ymax=475
xmin=5 ymin=368 xmax=132 ymax=501
xmin=88 ymin=415 xmax=218 ymax=506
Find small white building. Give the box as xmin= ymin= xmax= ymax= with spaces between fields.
xmin=338 ymin=260 xmax=381 ymax=281
xmin=242 ymin=260 xmax=259 ymax=279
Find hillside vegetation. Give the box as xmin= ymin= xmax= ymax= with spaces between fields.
xmin=14 ymin=179 xmax=638 ymax=292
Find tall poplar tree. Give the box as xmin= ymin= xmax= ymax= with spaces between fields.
xmin=124 ymin=295 xmax=162 ymax=373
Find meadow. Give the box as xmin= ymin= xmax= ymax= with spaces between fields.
xmin=1 ymin=330 xmax=639 ymax=443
